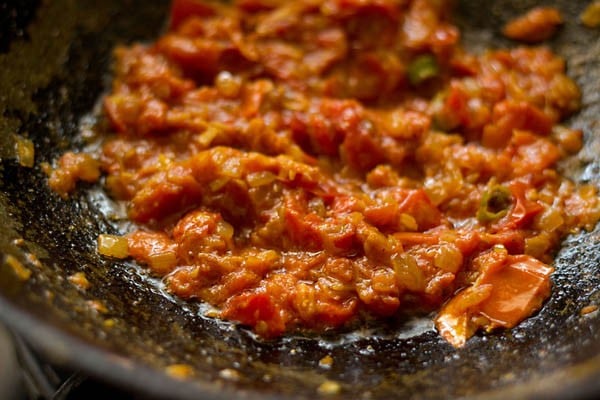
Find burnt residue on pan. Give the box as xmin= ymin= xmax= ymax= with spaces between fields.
xmin=0 ymin=1 xmax=600 ymax=399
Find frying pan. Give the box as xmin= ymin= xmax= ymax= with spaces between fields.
xmin=1 ymin=0 xmax=599 ymax=399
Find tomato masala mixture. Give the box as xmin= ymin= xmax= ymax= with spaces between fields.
xmin=49 ymin=0 xmax=600 ymax=347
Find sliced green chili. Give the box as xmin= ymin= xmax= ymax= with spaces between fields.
xmin=477 ymin=185 xmax=513 ymax=223
xmin=408 ymin=55 xmax=440 ymax=86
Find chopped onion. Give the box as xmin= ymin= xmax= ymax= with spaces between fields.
xmin=209 ymin=177 xmax=230 ymax=192
xmin=581 ymin=1 xmax=600 ymax=28
xmin=216 ymin=220 xmax=234 ymax=240
xmin=392 ymin=254 xmax=425 ymax=292
xmin=215 ymin=71 xmax=242 ymax=98
xmin=525 ymin=233 xmax=551 ymax=258
xmin=399 ymin=213 xmax=418 ymax=231
xmin=68 ymin=271 xmax=91 ymax=290
xmin=148 ymin=251 xmax=177 ymax=273
xmin=165 ymin=364 xmax=194 ymax=380
xmin=197 ymin=125 xmax=220 ymax=147
xmin=246 ymin=171 xmax=277 ymax=187
xmin=15 ymin=135 xmax=35 ymax=168
xmin=5 ymin=254 xmax=31 ymax=281
xmin=538 ymin=208 xmax=564 ymax=232
xmin=97 ymin=234 xmax=129 ymax=259
xmin=434 ymin=243 xmax=463 ymax=274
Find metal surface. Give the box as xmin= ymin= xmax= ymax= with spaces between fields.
xmin=0 ymin=1 xmax=599 ymax=399
xmin=0 ymin=323 xmax=23 ymax=400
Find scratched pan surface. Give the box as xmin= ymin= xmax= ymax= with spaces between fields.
xmin=0 ymin=1 xmax=599 ymax=399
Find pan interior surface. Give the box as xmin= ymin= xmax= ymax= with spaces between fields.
xmin=0 ymin=1 xmax=599 ymax=399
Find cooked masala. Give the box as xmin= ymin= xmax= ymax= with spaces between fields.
xmin=49 ymin=0 xmax=600 ymax=347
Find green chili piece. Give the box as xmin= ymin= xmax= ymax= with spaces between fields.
xmin=408 ymin=55 xmax=440 ymax=85
xmin=477 ymin=185 xmax=512 ymax=223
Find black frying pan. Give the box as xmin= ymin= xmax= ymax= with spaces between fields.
xmin=1 ymin=1 xmax=599 ymax=399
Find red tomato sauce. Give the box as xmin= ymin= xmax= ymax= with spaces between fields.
xmin=49 ymin=0 xmax=600 ymax=346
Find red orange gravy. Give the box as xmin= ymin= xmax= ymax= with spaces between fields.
xmin=49 ymin=0 xmax=599 ymax=347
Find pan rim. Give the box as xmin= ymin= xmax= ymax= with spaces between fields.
xmin=2 ymin=291 xmax=600 ymax=400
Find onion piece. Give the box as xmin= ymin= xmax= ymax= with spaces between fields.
xmin=15 ymin=135 xmax=35 ymax=168
xmin=97 ymin=234 xmax=129 ymax=259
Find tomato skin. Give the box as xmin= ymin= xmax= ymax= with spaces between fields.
xmin=436 ymin=250 xmax=553 ymax=347
xmin=478 ymin=254 xmax=553 ymax=327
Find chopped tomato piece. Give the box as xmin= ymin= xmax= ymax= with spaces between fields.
xmin=396 ymin=189 xmax=443 ymax=231
xmin=482 ymin=101 xmax=553 ymax=148
xmin=222 ymin=292 xmax=287 ymax=338
xmin=502 ymin=7 xmax=563 ymax=43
